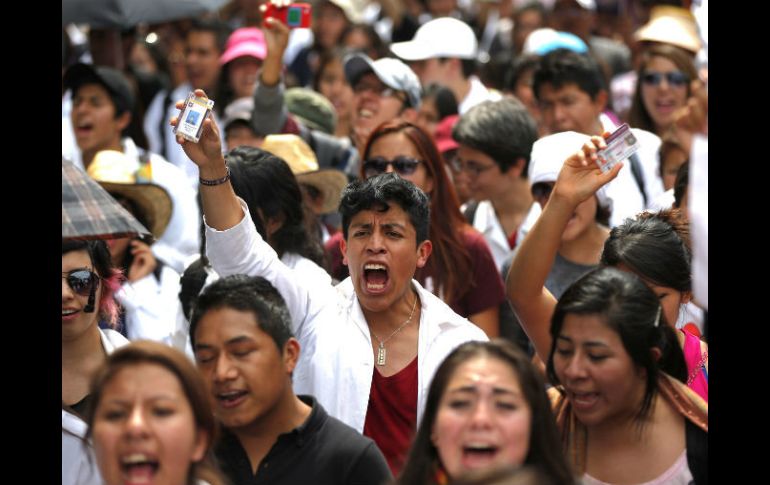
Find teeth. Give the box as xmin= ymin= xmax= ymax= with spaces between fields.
xmin=122 ymin=453 xmax=151 ymax=465
xmin=218 ymin=391 xmax=242 ymax=399
xmin=62 ymin=309 xmax=77 ymax=316
xmin=364 ymin=264 xmax=386 ymax=270
xmin=359 ymin=109 xmax=373 ymax=118
xmin=465 ymin=443 xmax=494 ymax=450
xmin=366 ymin=283 xmax=385 ymax=290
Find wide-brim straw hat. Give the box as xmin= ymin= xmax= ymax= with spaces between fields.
xmin=634 ymin=6 xmax=702 ymax=54
xmin=86 ymin=150 xmax=173 ymax=239
xmin=260 ymin=134 xmax=348 ymax=214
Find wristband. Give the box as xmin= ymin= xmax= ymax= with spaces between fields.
xmin=199 ymin=166 xmax=230 ymax=186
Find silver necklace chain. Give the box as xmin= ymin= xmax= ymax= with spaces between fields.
xmin=371 ymin=295 xmax=418 ymax=366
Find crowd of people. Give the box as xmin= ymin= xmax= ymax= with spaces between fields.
xmin=63 ymin=0 xmax=708 ymax=483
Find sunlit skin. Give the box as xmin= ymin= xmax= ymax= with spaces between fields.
xmin=641 ymin=57 xmax=689 ymax=135
xmin=432 ymin=356 xmax=532 ymax=478
xmin=228 ymin=56 xmax=262 ymax=98
xmin=340 ymin=204 xmax=432 ymax=316
xmin=537 ymin=83 xmax=605 ymax=136
xmin=185 ymin=31 xmax=221 ymax=92
xmin=454 ymin=145 xmax=505 ymax=203
xmin=71 ymin=84 xmax=130 ymax=166
xmin=62 ymin=250 xmax=103 ymax=342
xmin=366 ymin=132 xmax=434 ymax=195
xmin=92 ymin=363 xmax=208 ymax=485
xmin=553 ymin=313 xmax=647 ymax=428
xmin=193 ymin=308 xmax=300 ymax=434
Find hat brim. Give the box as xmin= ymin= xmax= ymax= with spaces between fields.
xmin=390 ymin=40 xmax=435 ymax=61
xmin=220 ymin=45 xmax=267 ymax=65
xmin=296 ymin=169 xmax=349 ymax=214
xmin=98 ymin=182 xmax=173 ymax=239
xmin=634 ymin=21 xmax=701 ymax=53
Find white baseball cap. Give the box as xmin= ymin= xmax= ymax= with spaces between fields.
xmin=344 ymin=53 xmax=423 ymax=108
xmin=529 ymin=131 xmax=612 ymax=210
xmin=390 ymin=17 xmax=478 ymax=61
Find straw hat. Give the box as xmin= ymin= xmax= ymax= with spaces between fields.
xmin=260 ymin=134 xmax=348 ymax=214
xmin=634 ymin=6 xmax=702 ymax=54
xmin=86 ymin=150 xmax=173 ymax=239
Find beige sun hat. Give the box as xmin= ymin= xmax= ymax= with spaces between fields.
xmin=86 ymin=150 xmax=173 ymax=239
xmin=634 ymin=6 xmax=702 ymax=54
xmin=260 ymin=134 xmax=349 ymax=214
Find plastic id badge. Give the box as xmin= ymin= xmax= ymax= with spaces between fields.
xmin=595 ymin=123 xmax=639 ymax=173
xmin=173 ymin=92 xmax=215 ymax=143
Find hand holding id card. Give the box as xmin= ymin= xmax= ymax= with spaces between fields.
xmin=173 ymin=92 xmax=215 ymax=143
xmin=595 ymin=123 xmax=640 ymax=173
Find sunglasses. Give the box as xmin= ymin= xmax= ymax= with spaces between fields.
xmin=62 ymin=269 xmax=100 ymax=297
xmin=641 ymin=71 xmax=689 ymax=87
xmin=363 ymin=156 xmax=421 ymax=178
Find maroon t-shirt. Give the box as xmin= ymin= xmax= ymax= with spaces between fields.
xmin=363 ymin=356 xmax=418 ymax=477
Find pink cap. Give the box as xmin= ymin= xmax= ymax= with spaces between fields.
xmin=434 ymin=114 xmax=460 ymax=154
xmin=220 ymin=28 xmax=267 ymax=65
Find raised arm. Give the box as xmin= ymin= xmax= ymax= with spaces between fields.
xmin=250 ymin=9 xmax=291 ymax=135
xmin=506 ymin=136 xmax=622 ymax=360
xmin=170 ymin=89 xmax=243 ymax=230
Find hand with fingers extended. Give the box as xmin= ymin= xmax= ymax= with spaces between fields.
xmin=551 ymin=134 xmax=624 ymax=207
xmin=126 ymin=239 xmax=158 ymax=283
xmin=170 ymin=89 xmax=225 ymax=176
xmin=260 ymin=1 xmax=292 ymax=86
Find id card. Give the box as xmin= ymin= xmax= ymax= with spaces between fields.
xmin=173 ymin=92 xmax=215 ymax=143
xmin=596 ymin=123 xmax=639 ymax=173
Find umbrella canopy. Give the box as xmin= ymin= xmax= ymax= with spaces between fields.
xmin=62 ymin=158 xmax=152 ymax=241
xmin=62 ymin=0 xmax=228 ymax=29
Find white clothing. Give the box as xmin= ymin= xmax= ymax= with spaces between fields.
xmin=62 ymin=90 xmax=80 ymax=166
xmin=62 ymin=329 xmax=128 ymax=485
xmin=648 ymin=188 xmax=676 ymax=212
xmin=116 ymin=264 xmax=193 ymax=358
xmin=690 ymin=135 xmax=707 ymax=309
xmin=468 ymin=200 xmax=540 ymax=270
xmin=205 ymin=199 xmax=488 ymax=432
xmin=458 ymin=76 xmax=502 ymax=115
xmin=144 ymin=83 xmax=225 ymax=192
xmin=121 ymin=138 xmax=201 ymax=273
xmin=599 ymin=115 xmax=664 ymax=226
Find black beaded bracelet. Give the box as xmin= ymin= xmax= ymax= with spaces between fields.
xmin=199 ymin=166 xmax=230 ymax=186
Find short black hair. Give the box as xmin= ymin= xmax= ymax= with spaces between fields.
xmin=673 ymin=162 xmax=689 ymax=209
xmin=533 ymin=49 xmax=605 ymax=101
xmin=189 ymin=275 xmax=293 ymax=352
xmin=339 ymin=173 xmax=430 ymax=245
xmin=452 ymin=97 xmax=538 ymax=174
xmin=188 ymin=17 xmax=231 ymax=53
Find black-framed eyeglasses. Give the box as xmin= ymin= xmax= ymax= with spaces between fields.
xmin=363 ymin=156 xmax=421 ymax=178
xmin=641 ymin=71 xmax=689 ymax=87
xmin=62 ymin=269 xmax=100 ymax=297
xmin=449 ymin=157 xmax=496 ymax=177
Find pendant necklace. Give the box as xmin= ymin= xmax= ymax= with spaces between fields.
xmin=371 ymin=295 xmax=418 ymax=366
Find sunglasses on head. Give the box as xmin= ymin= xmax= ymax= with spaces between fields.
xmin=62 ymin=269 xmax=100 ymax=297
xmin=363 ymin=156 xmax=421 ymax=178
xmin=641 ymin=71 xmax=689 ymax=87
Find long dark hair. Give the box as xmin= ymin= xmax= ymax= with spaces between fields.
xmin=362 ymin=120 xmax=474 ymax=306
xmin=62 ymin=239 xmax=123 ymax=327
xmin=226 ymin=146 xmax=326 ymax=267
xmin=547 ymin=267 xmax=687 ymax=424
xmin=399 ymin=340 xmax=575 ymax=485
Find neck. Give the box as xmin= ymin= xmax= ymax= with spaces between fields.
xmin=451 ymin=76 xmax=472 ymax=108
xmin=231 ymin=393 xmax=312 ymax=472
xmin=490 ymin=177 xmax=532 ymax=215
xmin=62 ymin=324 xmax=104 ymax=367
xmin=559 ymin=224 xmax=609 ymax=265
xmin=364 ymin=286 xmax=420 ymax=332
xmin=336 ymin=115 xmax=352 ymax=139
xmin=81 ymin=139 xmax=124 ymax=169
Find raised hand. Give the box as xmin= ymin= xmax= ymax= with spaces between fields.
xmin=169 ymin=89 xmax=225 ymax=178
xmin=127 ymin=239 xmax=157 ymax=283
xmin=551 ymin=135 xmax=624 ymax=207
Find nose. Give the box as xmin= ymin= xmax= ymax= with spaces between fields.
xmin=365 ymin=230 xmax=386 ymax=254
xmin=384 ymin=163 xmax=396 ymax=174
xmin=213 ymin=353 xmax=237 ymax=383
xmin=562 ymin=353 xmax=588 ymax=381
xmin=125 ymin=406 xmax=150 ymax=439
xmin=469 ymin=399 xmax=494 ymax=429
xmin=62 ymin=277 xmax=75 ymax=301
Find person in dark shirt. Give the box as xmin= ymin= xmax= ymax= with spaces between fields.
xmin=189 ymin=274 xmax=392 ymax=485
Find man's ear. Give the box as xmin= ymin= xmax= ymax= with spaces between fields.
xmin=115 ymin=110 xmax=132 ymax=133
xmin=506 ymin=157 xmax=527 ymax=178
xmin=283 ymin=337 xmax=301 ymax=374
xmin=593 ymin=90 xmax=608 ymax=114
xmin=416 ymin=239 xmax=432 ymax=269
xmin=340 ymin=236 xmax=348 ymax=266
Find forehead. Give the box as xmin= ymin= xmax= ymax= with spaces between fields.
xmin=355 ymin=72 xmax=384 ymax=88
xmin=62 ymin=249 xmax=93 ymax=271
xmin=456 ymin=144 xmax=496 ymax=165
xmin=73 ymin=82 xmax=112 ymax=100
xmin=106 ymin=362 xmax=182 ymax=395
xmin=194 ymin=307 xmax=269 ymax=344
xmin=559 ymin=313 xmax=622 ymax=346
xmin=369 ymin=132 xmax=419 ymax=157
xmin=446 ymin=356 xmax=522 ymax=391
xmin=349 ymin=203 xmax=415 ymax=230
xmin=187 ymin=30 xmax=217 ymax=50
xmin=538 ymin=82 xmax=591 ymax=100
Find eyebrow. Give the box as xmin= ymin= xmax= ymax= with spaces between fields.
xmin=350 ymin=221 xmax=408 ymax=231
xmin=102 ymin=395 xmax=179 ymax=405
xmin=447 ymin=385 xmax=521 ymax=397
xmin=556 ymin=336 xmax=610 ymax=348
